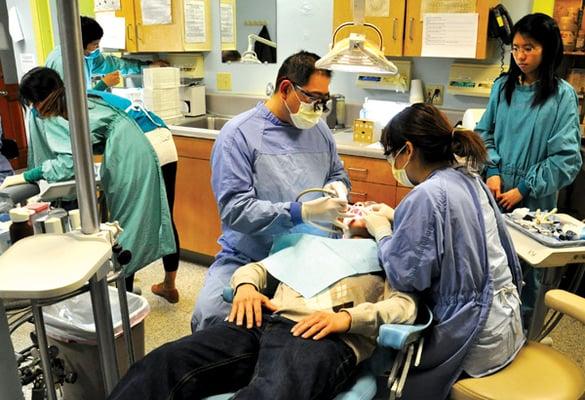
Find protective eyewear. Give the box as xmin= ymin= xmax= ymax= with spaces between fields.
xmin=293 ymin=84 xmax=330 ymax=113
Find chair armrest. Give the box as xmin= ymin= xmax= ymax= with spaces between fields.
xmin=222 ymin=287 xmax=235 ymax=303
xmin=545 ymin=289 xmax=585 ymax=323
xmin=377 ymin=304 xmax=433 ymax=351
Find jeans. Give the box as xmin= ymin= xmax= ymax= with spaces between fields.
xmin=108 ymin=315 xmax=357 ymax=400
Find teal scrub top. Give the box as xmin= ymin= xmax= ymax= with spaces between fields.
xmin=476 ymin=76 xmax=583 ymax=210
xmin=27 ymin=98 xmax=175 ymax=275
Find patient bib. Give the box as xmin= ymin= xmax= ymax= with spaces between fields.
xmin=262 ymin=233 xmax=382 ymax=298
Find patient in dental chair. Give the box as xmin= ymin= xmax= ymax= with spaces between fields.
xmin=108 ymin=210 xmax=416 ymax=400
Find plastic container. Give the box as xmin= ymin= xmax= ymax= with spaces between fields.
xmin=43 ymin=287 xmax=150 ymax=400
xmin=142 ymin=67 xmax=180 ymax=89
xmin=9 ymin=207 xmax=34 ymax=244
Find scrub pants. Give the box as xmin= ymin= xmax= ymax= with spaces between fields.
xmin=191 ymin=252 xmax=248 ymax=331
xmin=108 ymin=315 xmax=357 ymax=400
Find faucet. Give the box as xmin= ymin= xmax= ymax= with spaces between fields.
xmin=326 ymin=94 xmax=346 ymax=129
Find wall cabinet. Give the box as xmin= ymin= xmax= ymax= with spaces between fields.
xmin=174 ymin=136 xmax=221 ymax=256
xmin=340 ymin=155 xmax=410 ymax=207
xmin=333 ymin=0 xmax=496 ymax=59
xmin=114 ymin=0 xmax=212 ymax=53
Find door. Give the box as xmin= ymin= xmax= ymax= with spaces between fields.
xmin=0 ymin=62 xmax=27 ymax=170
xmin=134 ymin=0 xmax=184 ymax=52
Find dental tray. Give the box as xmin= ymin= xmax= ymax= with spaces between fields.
xmin=505 ymin=212 xmax=585 ymax=248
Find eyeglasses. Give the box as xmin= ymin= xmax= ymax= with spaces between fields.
xmin=511 ymin=45 xmax=540 ymax=56
xmin=293 ymin=84 xmax=330 ymax=113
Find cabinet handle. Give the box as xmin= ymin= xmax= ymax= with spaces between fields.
xmin=137 ymin=22 xmax=143 ymax=43
xmin=392 ymin=18 xmax=398 ymax=41
xmin=349 ymin=191 xmax=368 ymax=203
xmin=409 ymin=17 xmax=414 ymax=41
xmin=347 ymin=167 xmax=369 ymax=179
xmin=127 ymin=24 xmax=133 ymax=42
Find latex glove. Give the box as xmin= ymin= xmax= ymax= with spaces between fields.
xmin=323 ymin=181 xmax=348 ymax=201
xmin=368 ymin=203 xmax=395 ymax=221
xmin=364 ymin=211 xmax=392 ymax=242
xmin=0 ymin=174 xmax=26 ymax=190
xmin=102 ymin=71 xmax=121 ymax=87
xmin=302 ymin=197 xmax=352 ymax=230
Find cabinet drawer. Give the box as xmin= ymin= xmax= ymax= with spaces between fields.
xmin=349 ymin=181 xmax=397 ymax=208
xmin=341 ymin=155 xmax=396 ymax=186
xmin=174 ymin=136 xmax=214 ymax=160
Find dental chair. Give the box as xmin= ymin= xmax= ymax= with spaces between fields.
xmin=451 ymin=289 xmax=585 ymax=400
xmin=203 ymin=288 xmax=433 ymax=400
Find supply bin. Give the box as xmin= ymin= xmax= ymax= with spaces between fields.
xmin=43 ymin=287 xmax=149 ymax=400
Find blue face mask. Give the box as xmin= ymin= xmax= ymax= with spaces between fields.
xmin=85 ymin=48 xmax=101 ymax=60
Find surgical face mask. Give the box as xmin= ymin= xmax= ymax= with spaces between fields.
xmin=85 ymin=48 xmax=101 ymax=60
xmin=387 ymin=144 xmax=415 ymax=188
xmin=284 ymin=88 xmax=323 ymax=130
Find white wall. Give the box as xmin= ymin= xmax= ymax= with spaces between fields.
xmin=204 ymin=0 xmax=534 ymax=110
xmin=3 ymin=0 xmax=38 ymax=83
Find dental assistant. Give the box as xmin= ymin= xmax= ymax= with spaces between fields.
xmin=46 ymin=16 xmax=168 ymax=92
xmin=364 ymin=104 xmax=524 ymax=400
xmin=6 ymin=67 xmax=176 ymax=279
xmin=476 ymin=13 xmax=582 ymax=211
xmin=192 ymin=51 xmax=351 ymax=331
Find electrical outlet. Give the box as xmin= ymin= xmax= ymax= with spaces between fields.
xmin=216 ymin=72 xmax=232 ymax=91
xmin=426 ymin=84 xmax=444 ymax=105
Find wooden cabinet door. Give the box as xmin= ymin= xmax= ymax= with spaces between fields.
xmin=134 ymin=0 xmax=184 ymax=51
xmin=404 ymin=0 xmax=495 ymax=58
xmin=115 ymin=0 xmax=138 ymax=52
xmin=183 ymin=0 xmax=212 ymax=52
xmin=174 ymin=137 xmax=222 ymax=256
xmin=333 ymin=0 xmax=407 ymax=56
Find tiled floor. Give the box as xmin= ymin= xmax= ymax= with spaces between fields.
xmin=9 ymin=258 xmax=585 ymax=399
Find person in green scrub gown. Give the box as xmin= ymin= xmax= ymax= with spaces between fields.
xmin=6 ymin=67 xmax=176 ymax=280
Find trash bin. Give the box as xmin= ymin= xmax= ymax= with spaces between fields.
xmin=43 ymin=287 xmax=150 ymax=400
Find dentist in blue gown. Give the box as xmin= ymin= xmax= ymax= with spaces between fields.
xmin=192 ymin=51 xmax=351 ymax=331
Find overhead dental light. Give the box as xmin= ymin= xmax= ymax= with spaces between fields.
xmin=240 ymin=34 xmax=277 ymax=64
xmin=316 ymin=0 xmax=398 ymax=75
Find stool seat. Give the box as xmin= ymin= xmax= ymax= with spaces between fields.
xmin=0 ymin=233 xmax=112 ymax=299
xmin=451 ymin=341 xmax=585 ymax=400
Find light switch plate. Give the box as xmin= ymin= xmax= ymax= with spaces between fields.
xmin=216 ymin=72 xmax=232 ymax=91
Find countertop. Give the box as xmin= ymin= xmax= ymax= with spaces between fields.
xmin=169 ymin=123 xmax=386 ymax=159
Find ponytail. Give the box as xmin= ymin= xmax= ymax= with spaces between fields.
xmin=382 ymin=103 xmax=487 ymax=170
xmin=451 ymin=128 xmax=487 ymax=170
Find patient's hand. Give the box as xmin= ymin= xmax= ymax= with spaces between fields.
xmin=228 ymin=284 xmax=278 ymax=329
xmin=291 ymin=311 xmax=352 ymax=340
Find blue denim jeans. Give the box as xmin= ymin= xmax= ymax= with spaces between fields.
xmin=108 ymin=314 xmax=357 ymax=400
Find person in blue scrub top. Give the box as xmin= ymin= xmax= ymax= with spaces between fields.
xmin=191 ymin=51 xmax=351 ymax=331
xmin=363 ymin=104 xmax=524 ymax=400
xmin=476 ymin=13 xmax=582 ymax=212
xmin=46 ymin=16 xmax=168 ymax=92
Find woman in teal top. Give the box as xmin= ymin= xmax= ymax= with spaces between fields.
xmin=12 ymin=67 xmax=176 ymax=278
xmin=476 ymin=13 xmax=582 ymax=212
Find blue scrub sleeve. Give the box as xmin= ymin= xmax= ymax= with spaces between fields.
xmin=324 ymin=130 xmax=351 ymax=190
xmin=377 ymin=188 xmax=442 ymax=293
xmin=522 ymin=88 xmax=583 ymax=199
xmin=211 ymin=131 xmax=299 ymax=236
xmin=476 ymin=78 xmax=504 ymax=174
xmin=93 ymin=79 xmax=109 ymax=92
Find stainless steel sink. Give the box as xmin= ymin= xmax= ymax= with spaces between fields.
xmin=174 ymin=115 xmax=231 ymax=130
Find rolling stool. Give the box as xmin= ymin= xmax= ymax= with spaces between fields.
xmin=451 ymin=290 xmax=585 ymax=400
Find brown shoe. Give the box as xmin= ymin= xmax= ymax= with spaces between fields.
xmin=151 ymin=283 xmax=179 ymax=304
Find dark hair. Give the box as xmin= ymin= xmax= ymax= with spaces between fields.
xmin=274 ymin=51 xmax=332 ymax=90
xmin=503 ymin=13 xmax=563 ymax=107
xmin=381 ymin=103 xmax=487 ymax=169
xmin=81 ymin=16 xmax=104 ymax=49
xmin=19 ymin=67 xmax=67 ymax=118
